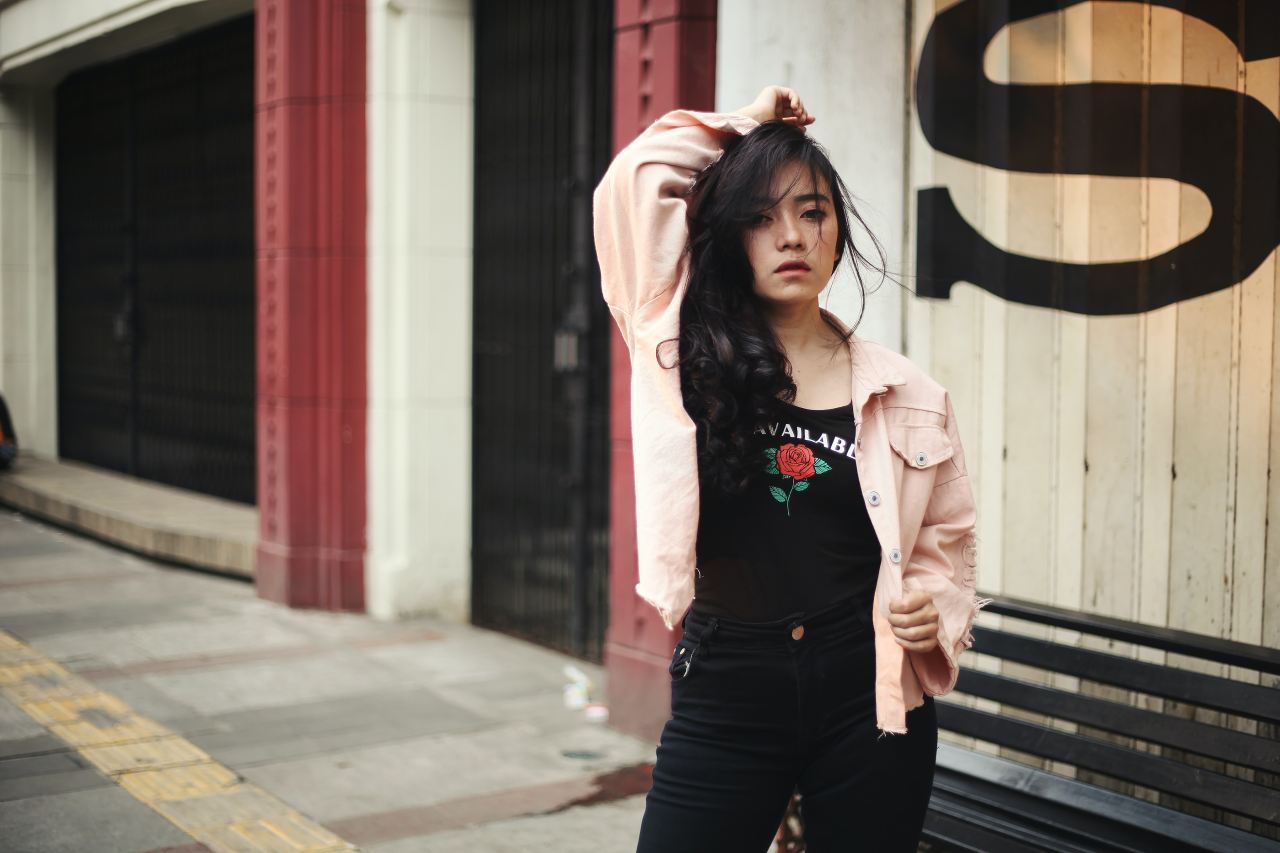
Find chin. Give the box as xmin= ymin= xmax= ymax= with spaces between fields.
xmin=754 ymin=280 xmax=826 ymax=306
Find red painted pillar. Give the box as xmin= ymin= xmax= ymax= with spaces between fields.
xmin=255 ymin=0 xmax=367 ymax=611
xmin=607 ymin=0 xmax=717 ymax=743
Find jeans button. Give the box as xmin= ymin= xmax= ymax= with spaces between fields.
xmin=791 ymin=624 xmax=805 ymax=641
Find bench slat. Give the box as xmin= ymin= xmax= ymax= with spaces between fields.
xmin=933 ymin=743 xmax=1280 ymax=853
xmin=936 ymin=703 xmax=1280 ymax=824
xmin=954 ymin=668 xmax=1279 ymax=773
xmin=981 ymin=596 xmax=1280 ymax=675
xmin=931 ymin=776 xmax=1210 ymax=853
xmin=971 ymin=628 xmax=1280 ymax=724
xmin=925 ymin=794 xmax=1068 ymax=852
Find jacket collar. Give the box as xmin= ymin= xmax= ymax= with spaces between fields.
xmin=820 ymin=308 xmax=906 ymax=414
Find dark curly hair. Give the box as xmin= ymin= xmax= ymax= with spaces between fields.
xmin=672 ymin=120 xmax=885 ymax=495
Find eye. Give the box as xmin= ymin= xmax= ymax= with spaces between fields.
xmin=802 ymin=208 xmax=826 ymax=221
xmin=747 ymin=213 xmax=771 ymax=227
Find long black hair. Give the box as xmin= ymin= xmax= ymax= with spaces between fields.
xmin=673 ymin=120 xmax=886 ymax=495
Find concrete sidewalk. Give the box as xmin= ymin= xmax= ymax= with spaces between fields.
xmin=0 ymin=510 xmax=653 ymax=852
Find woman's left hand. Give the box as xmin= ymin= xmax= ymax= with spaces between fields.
xmin=887 ymin=591 xmax=940 ymax=653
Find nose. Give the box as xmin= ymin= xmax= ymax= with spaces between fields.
xmin=776 ymin=213 xmax=804 ymax=251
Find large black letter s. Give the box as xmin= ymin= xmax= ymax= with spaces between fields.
xmin=915 ymin=0 xmax=1280 ymax=316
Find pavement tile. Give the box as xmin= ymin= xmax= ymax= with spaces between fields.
xmin=189 ymin=686 xmax=489 ymax=768
xmin=0 ymin=569 xmax=236 ymax=615
xmin=0 ymin=519 xmax=84 ymax=559
xmin=0 ymin=687 xmax=48 ymax=740
xmin=237 ymin=720 xmax=653 ymax=823
xmin=0 ymin=729 xmax=112 ymax=803
xmin=0 ymin=599 xmax=240 ymax=642
xmin=0 ymin=785 xmax=197 ymax=853
xmin=79 ymin=677 xmax=208 ymax=727
xmin=33 ymin=615 xmax=317 ymax=672
xmin=79 ymin=735 xmax=213 ymax=776
xmin=364 ymin=796 xmax=647 ymax=853
xmin=137 ymin=649 xmax=407 ymax=717
xmin=150 ymin=786 xmax=297 ymax=830
xmin=0 ymin=751 xmax=109 ymax=801
xmin=0 ymin=550 xmax=146 ymax=584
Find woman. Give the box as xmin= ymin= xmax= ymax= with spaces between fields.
xmin=593 ymin=86 xmax=986 ymax=852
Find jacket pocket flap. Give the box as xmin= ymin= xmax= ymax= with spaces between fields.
xmin=887 ymin=424 xmax=955 ymax=470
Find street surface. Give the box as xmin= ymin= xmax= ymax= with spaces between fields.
xmin=0 ymin=511 xmax=652 ymax=852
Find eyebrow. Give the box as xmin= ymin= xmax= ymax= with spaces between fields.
xmin=748 ymin=191 xmax=831 ymax=210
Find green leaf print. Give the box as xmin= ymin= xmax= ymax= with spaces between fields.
xmin=764 ymin=444 xmax=834 ymax=516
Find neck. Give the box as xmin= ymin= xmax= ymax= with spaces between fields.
xmin=762 ymin=299 xmax=831 ymax=354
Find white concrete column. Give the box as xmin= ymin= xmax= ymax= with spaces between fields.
xmin=716 ymin=0 xmax=909 ymax=353
xmin=366 ymin=0 xmax=474 ymax=620
xmin=0 ymin=88 xmax=57 ymax=458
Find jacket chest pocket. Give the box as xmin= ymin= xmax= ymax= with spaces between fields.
xmin=887 ymin=423 xmax=954 ymax=472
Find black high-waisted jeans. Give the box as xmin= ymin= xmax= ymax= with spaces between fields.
xmin=636 ymin=597 xmax=937 ymax=853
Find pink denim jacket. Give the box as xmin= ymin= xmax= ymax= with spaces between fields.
xmin=593 ymin=109 xmax=988 ymax=735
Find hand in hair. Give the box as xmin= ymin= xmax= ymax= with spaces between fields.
xmin=735 ymin=86 xmax=816 ymax=131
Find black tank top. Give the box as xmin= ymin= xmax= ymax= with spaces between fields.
xmin=693 ymin=399 xmax=883 ymax=622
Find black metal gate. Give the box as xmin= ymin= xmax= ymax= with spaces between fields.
xmin=472 ymin=0 xmax=613 ymax=660
xmin=56 ymin=15 xmax=256 ymax=504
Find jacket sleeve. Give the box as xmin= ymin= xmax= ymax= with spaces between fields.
xmin=591 ymin=109 xmax=759 ymax=628
xmin=592 ymin=109 xmax=759 ymax=352
xmin=903 ymin=392 xmax=990 ymax=697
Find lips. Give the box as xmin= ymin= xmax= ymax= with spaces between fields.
xmin=775 ymin=260 xmax=811 ymax=273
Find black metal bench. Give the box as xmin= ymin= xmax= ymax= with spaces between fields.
xmin=923 ymin=595 xmax=1280 ymax=853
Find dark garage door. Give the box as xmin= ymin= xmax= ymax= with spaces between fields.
xmin=56 ymin=15 xmax=256 ymax=504
xmin=472 ymin=0 xmax=614 ymax=660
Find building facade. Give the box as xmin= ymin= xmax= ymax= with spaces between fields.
xmin=1 ymin=0 xmax=1276 ymax=769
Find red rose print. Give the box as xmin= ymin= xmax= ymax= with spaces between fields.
xmin=776 ymin=443 xmax=816 ymax=480
xmin=763 ymin=442 xmax=832 ymax=516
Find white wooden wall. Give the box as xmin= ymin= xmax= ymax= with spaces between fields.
xmin=910 ymin=0 xmax=1279 ymax=654
xmin=908 ymin=1 xmax=1279 ymax=793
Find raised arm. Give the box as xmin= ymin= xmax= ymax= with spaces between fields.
xmin=592 ymin=87 xmax=814 ymax=350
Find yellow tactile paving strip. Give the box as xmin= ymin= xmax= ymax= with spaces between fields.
xmin=0 ymin=630 xmax=357 ymax=852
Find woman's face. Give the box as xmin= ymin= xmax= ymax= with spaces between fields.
xmin=743 ymin=160 xmax=838 ymax=309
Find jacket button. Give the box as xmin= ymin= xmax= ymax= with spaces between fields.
xmin=915 ymin=451 xmax=928 ymax=467
xmin=868 ymin=490 xmax=881 ymax=506
xmin=889 ymin=548 xmax=902 ymax=564
xmin=791 ymin=625 xmax=805 ymax=641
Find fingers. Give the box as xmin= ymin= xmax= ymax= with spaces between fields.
xmin=895 ymin=636 xmax=939 ymax=653
xmin=887 ymin=608 xmax=938 ymax=628
xmin=763 ymin=85 xmax=815 ymax=126
xmin=889 ymin=590 xmax=933 ymax=614
xmin=890 ymin=620 xmax=938 ymax=642
xmin=780 ymin=116 xmax=809 ymax=134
